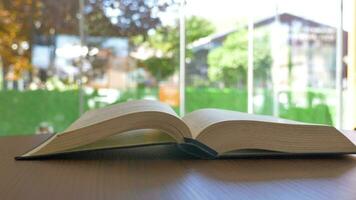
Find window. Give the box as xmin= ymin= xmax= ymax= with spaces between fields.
xmin=0 ymin=0 xmax=354 ymax=136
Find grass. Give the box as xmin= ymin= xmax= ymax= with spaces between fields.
xmin=0 ymin=87 xmax=335 ymax=136
xmin=185 ymin=87 xmax=334 ymax=125
xmin=0 ymin=90 xmax=93 ymax=136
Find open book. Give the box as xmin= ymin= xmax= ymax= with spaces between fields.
xmin=16 ymin=100 xmax=356 ymax=160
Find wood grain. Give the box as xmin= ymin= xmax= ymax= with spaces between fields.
xmin=1 ymin=134 xmax=356 ymax=200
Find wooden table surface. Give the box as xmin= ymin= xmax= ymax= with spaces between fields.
xmin=1 ymin=134 xmax=356 ymax=200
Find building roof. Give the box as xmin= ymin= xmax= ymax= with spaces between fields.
xmin=254 ymin=12 xmax=333 ymax=29
xmin=189 ymin=12 xmax=345 ymax=51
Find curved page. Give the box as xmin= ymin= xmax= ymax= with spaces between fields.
xmin=18 ymin=100 xmax=191 ymax=158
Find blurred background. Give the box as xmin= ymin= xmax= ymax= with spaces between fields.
xmin=0 ymin=0 xmax=356 ymax=136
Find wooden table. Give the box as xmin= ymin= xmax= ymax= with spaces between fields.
xmin=1 ymin=134 xmax=356 ymax=200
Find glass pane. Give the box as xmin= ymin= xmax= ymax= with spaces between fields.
xmin=0 ymin=0 xmax=349 ymax=137
xmin=252 ymin=6 xmax=275 ymax=116
xmin=0 ymin=0 xmax=180 ymax=136
xmin=82 ymin=0 xmax=180 ymax=113
xmin=185 ymin=0 xmax=343 ymax=127
xmin=343 ymin=0 xmax=355 ymax=129
xmin=272 ymin=0 xmax=339 ymax=125
xmin=185 ymin=0 xmax=256 ymax=112
xmin=0 ymin=0 xmax=82 ymax=136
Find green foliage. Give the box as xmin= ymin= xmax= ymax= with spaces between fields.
xmin=207 ymin=27 xmax=272 ymax=87
xmin=139 ymin=16 xmax=215 ymax=82
xmin=208 ymin=28 xmax=248 ymax=87
xmin=253 ymin=33 xmax=273 ymax=86
xmin=141 ymin=57 xmax=177 ymax=80
xmin=186 ymin=16 xmax=216 ymax=45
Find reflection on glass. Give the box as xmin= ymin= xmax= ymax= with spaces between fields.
xmin=0 ymin=0 xmax=352 ymax=136
xmin=185 ymin=0 xmax=343 ymax=126
xmin=271 ymin=0 xmax=341 ymax=126
xmin=185 ymin=0 xmax=252 ymax=112
xmin=0 ymin=0 xmax=179 ymax=135
xmin=0 ymin=0 xmax=81 ymax=135
xmin=82 ymin=0 xmax=180 ymax=111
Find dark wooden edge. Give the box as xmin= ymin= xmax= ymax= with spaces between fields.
xmin=220 ymin=151 xmax=356 ymax=159
xmin=14 ymin=134 xmax=356 ymax=160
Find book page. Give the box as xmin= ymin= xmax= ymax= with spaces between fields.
xmin=65 ymin=100 xmax=180 ymax=132
xmin=182 ymin=108 xmax=303 ymax=139
xmin=66 ymin=129 xmax=176 ymax=152
xmin=182 ymin=109 xmax=356 ymax=155
xmin=20 ymin=100 xmax=191 ymax=158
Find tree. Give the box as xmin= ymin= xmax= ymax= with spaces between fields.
xmin=0 ymin=0 xmax=177 ymax=88
xmin=137 ymin=16 xmax=215 ymax=81
xmin=33 ymin=0 xmax=175 ymax=37
xmin=207 ymin=26 xmax=272 ymax=88
xmin=0 ymin=0 xmax=38 ymax=89
xmin=186 ymin=16 xmax=216 ymax=42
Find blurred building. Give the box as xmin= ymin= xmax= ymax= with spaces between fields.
xmin=188 ymin=13 xmax=348 ymax=89
xmin=86 ymin=49 xmax=137 ymax=90
xmin=31 ymin=34 xmax=142 ymax=90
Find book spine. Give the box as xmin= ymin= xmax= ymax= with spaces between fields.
xmin=178 ymin=138 xmax=218 ymax=159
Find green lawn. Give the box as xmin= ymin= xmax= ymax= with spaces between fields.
xmin=0 ymin=90 xmax=87 ymax=136
xmin=0 ymin=87 xmax=335 ymax=136
xmin=186 ymin=87 xmax=334 ymax=125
